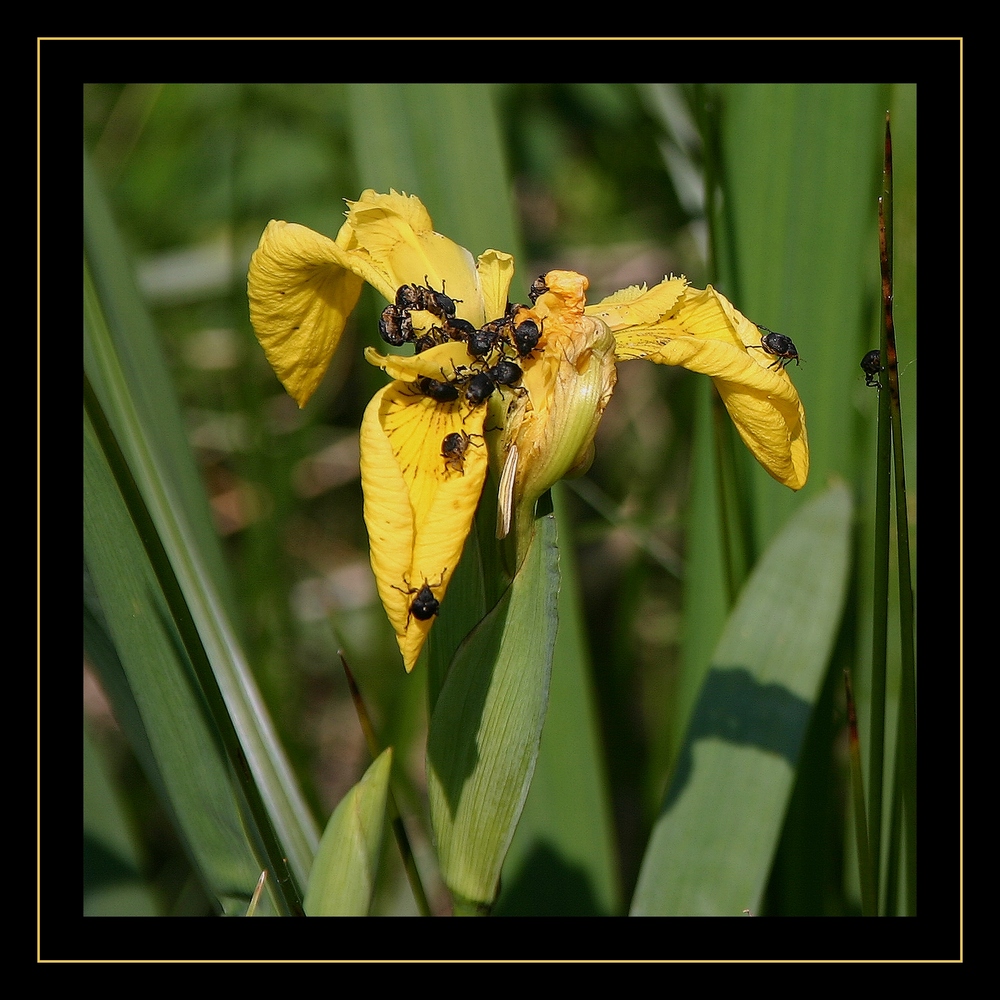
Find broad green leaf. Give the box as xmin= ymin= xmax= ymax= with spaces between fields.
xmin=304 ymin=749 xmax=393 ymax=916
xmin=631 ymin=481 xmax=853 ymax=915
xmin=496 ymin=484 xmax=621 ymax=916
xmin=427 ymin=511 xmax=559 ymax=913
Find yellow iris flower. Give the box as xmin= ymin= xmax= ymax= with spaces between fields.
xmin=247 ymin=190 xmax=808 ymax=672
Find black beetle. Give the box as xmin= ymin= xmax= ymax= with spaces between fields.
xmin=750 ymin=325 xmax=801 ymax=370
xmin=487 ymin=358 xmax=523 ymax=388
xmin=409 ymin=583 xmax=440 ymax=621
xmin=528 ymin=275 xmax=549 ymax=304
xmin=444 ymin=316 xmax=477 ymax=341
xmin=513 ymin=319 xmax=541 ymax=358
xmin=396 ymin=279 xmax=461 ymax=322
xmin=423 ymin=276 xmax=460 ymax=319
xmin=413 ymin=326 xmax=451 ymax=354
xmin=441 ymin=430 xmax=483 ymax=475
xmin=394 ymin=570 xmax=446 ymax=624
xmin=860 ymin=349 xmax=883 ymax=388
xmin=379 ymin=304 xmax=410 ymax=346
xmin=463 ymin=372 xmax=496 ymax=407
xmin=468 ymin=317 xmax=513 ymax=358
xmin=467 ymin=326 xmax=500 ymax=358
xmin=415 ymin=376 xmax=460 ymax=403
xmin=395 ymin=283 xmax=427 ymax=312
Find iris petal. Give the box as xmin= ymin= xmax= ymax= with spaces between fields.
xmin=476 ymin=249 xmax=515 ymax=324
xmin=247 ymin=221 xmax=365 ymax=407
xmin=360 ymin=382 xmax=490 ymax=672
xmin=586 ymin=276 xmax=687 ymax=329
xmin=609 ymin=281 xmax=809 ymax=491
xmin=343 ymin=191 xmax=486 ymax=327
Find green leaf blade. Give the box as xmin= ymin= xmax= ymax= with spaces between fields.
xmin=496 ymin=485 xmax=621 ymax=915
xmin=304 ymin=749 xmax=393 ymax=916
xmin=427 ymin=513 xmax=559 ymax=912
xmin=631 ymin=482 xmax=853 ymax=915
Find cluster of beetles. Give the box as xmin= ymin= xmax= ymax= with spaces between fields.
xmin=380 ymin=275 xmax=810 ymax=625
xmin=378 ymin=274 xmax=553 ymax=477
xmin=380 ymin=274 xmax=551 ymax=625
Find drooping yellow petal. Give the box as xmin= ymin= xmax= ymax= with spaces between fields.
xmin=360 ymin=381 xmax=490 ymax=672
xmin=613 ymin=283 xmax=809 ymax=490
xmin=248 ymin=192 xmax=498 ymax=409
xmin=247 ymin=221 xmax=365 ymax=407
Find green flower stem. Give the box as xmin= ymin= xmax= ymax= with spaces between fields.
xmin=845 ymin=671 xmax=877 ymax=916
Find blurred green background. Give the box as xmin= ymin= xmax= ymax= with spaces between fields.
xmin=83 ymin=82 xmax=916 ymax=917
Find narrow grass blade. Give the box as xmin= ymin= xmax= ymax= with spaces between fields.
xmin=879 ymin=114 xmax=917 ymax=914
xmin=427 ymin=511 xmax=559 ymax=913
xmin=865 ymin=112 xmax=896 ymax=905
xmin=631 ymin=482 xmax=853 ymax=915
xmin=865 ymin=356 xmax=892 ymax=906
xmin=304 ymin=749 xmax=394 ymax=916
xmin=844 ymin=670 xmax=876 ymax=915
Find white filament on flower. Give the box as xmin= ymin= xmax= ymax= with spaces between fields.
xmin=496 ymin=444 xmax=518 ymax=540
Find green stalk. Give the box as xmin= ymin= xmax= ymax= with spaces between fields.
xmin=845 ymin=671 xmax=877 ymax=915
xmin=879 ymin=115 xmax=917 ymax=915
xmin=865 ymin=115 xmax=896 ymax=911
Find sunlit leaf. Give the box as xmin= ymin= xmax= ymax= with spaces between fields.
xmin=426 ymin=511 xmax=559 ymax=913
xmin=304 ymin=749 xmax=393 ymax=916
xmin=631 ymin=482 xmax=853 ymax=915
